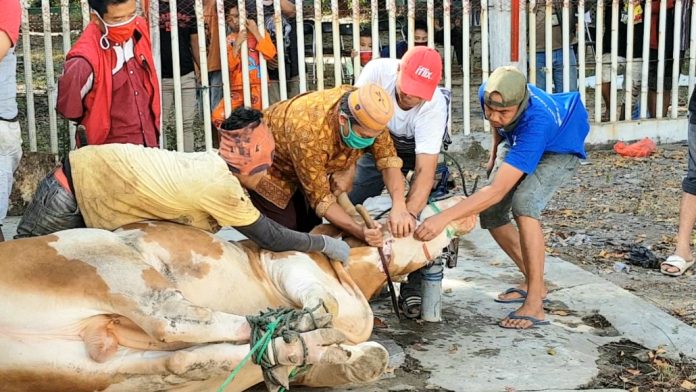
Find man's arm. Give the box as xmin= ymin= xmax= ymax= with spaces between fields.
xmin=190 ymin=33 xmax=201 ymax=75
xmin=381 ymin=166 xmax=414 ymax=237
xmin=235 ymin=215 xmax=350 ymax=264
xmin=414 ymin=162 xmax=524 ymax=241
xmin=405 ymin=153 xmax=438 ymax=217
xmin=280 ymin=0 xmax=296 ymax=18
xmin=0 ymin=31 xmax=12 ymax=61
xmin=487 ymin=129 xmax=503 ymax=177
xmin=56 ymin=57 xmax=94 ymax=121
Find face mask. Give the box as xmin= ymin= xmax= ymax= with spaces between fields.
xmin=340 ymin=115 xmax=376 ymax=149
xmin=93 ymin=11 xmax=138 ymax=49
xmin=359 ymin=51 xmax=372 ymax=66
xmin=414 ymin=41 xmax=428 ymax=46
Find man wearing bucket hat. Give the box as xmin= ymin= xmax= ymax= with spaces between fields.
xmin=14 ymin=108 xmax=350 ymax=265
xmin=346 ymin=46 xmax=448 ymax=318
xmin=248 ymin=83 xmax=409 ymax=247
xmin=414 ymin=66 xmax=590 ymax=329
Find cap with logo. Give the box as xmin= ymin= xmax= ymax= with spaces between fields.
xmin=484 ymin=66 xmax=528 ymax=108
xmin=348 ymin=83 xmax=395 ymax=130
xmin=398 ymin=46 xmax=443 ymax=101
xmin=218 ymin=121 xmax=275 ymax=176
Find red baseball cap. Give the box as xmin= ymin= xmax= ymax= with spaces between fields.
xmin=398 ymin=46 xmax=442 ymax=101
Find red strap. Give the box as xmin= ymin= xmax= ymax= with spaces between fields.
xmin=53 ymin=167 xmax=72 ymax=194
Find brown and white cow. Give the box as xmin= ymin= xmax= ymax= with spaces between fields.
xmin=0 ymin=196 xmax=476 ymax=392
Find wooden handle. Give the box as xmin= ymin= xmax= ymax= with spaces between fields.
xmin=337 ymin=192 xmax=357 ymax=216
xmin=356 ymin=205 xmax=376 ymax=229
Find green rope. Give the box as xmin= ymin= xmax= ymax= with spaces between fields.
xmin=216 ymin=318 xmax=281 ymax=392
xmin=427 ymin=201 xmax=454 ymax=239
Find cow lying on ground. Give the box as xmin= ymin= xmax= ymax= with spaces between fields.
xmin=0 ymin=195 xmax=476 ymax=391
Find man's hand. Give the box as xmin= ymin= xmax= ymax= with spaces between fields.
xmin=362 ymin=223 xmax=384 ymax=247
xmin=233 ymin=31 xmax=248 ymax=54
xmin=246 ymin=19 xmax=260 ymax=39
xmin=414 ymin=214 xmax=450 ymax=242
xmin=388 ymin=205 xmax=416 ymax=238
xmin=267 ymin=57 xmax=279 ymax=70
xmin=321 ymin=235 xmax=351 ymax=266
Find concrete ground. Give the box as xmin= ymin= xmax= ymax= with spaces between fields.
xmin=4 ymin=214 xmax=695 ymax=392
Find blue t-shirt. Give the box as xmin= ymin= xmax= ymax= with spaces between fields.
xmin=478 ymin=83 xmax=590 ymax=174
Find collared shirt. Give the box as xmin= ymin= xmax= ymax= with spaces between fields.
xmin=70 ymin=144 xmax=260 ymax=231
xmin=56 ymin=38 xmax=159 ymax=146
xmin=254 ymin=85 xmax=403 ymax=217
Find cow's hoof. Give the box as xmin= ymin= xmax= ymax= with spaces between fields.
xmin=267 ymin=328 xmax=348 ymax=367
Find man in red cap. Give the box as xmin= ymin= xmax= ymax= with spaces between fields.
xmin=248 ymin=83 xmax=411 ymax=247
xmin=346 ymin=46 xmax=448 ymax=317
xmin=14 ymin=108 xmax=350 ymax=264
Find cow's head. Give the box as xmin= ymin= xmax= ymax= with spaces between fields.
xmin=327 ymin=194 xmax=477 ymax=301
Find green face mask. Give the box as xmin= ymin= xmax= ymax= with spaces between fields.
xmin=340 ymin=115 xmax=376 ymax=149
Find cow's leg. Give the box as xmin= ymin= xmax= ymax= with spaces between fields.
xmin=292 ymin=341 xmax=389 ymax=387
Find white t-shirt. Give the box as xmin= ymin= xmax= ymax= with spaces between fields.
xmin=355 ymin=58 xmax=448 ymax=155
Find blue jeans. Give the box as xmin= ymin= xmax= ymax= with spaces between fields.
xmin=15 ymin=172 xmax=85 ymax=238
xmin=348 ymin=153 xmax=412 ymax=205
xmin=535 ymin=48 xmax=578 ymax=93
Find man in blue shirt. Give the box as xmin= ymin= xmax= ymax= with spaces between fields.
xmin=414 ymin=66 xmax=590 ymax=329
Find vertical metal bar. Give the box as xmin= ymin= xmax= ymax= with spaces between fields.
xmin=168 ymin=0 xmax=184 ymax=151
xmin=656 ymin=0 xmax=667 ymax=118
xmin=41 ymin=0 xmax=58 ymax=154
xmin=689 ymin=0 xmax=696 ymax=100
xmin=257 ymin=0 xmax=269 ymax=108
xmin=149 ymin=0 xmax=162 ymax=147
xmin=578 ymin=0 xmax=586 ymax=104
xmin=274 ymin=0 xmax=287 ymax=98
xmin=427 ymin=0 xmax=434 ymax=48
xmin=61 ymin=0 xmax=76 ymax=150
xmin=444 ymin=0 xmax=451 ymax=90
xmin=670 ymin=0 xmax=682 ymax=119
xmin=352 ymin=0 xmax=360 ymax=77
xmin=462 ymin=0 xmax=471 ymax=135
xmin=562 ymin=0 xmax=570 ymax=92
xmin=407 ymin=0 xmax=415 ymax=48
xmin=295 ymin=0 xmax=307 ymax=93
xmin=20 ymin=0 xmax=36 ymax=152
xmin=481 ymin=0 xmax=490 ymax=133
xmin=388 ymin=0 xmax=396 ymax=59
xmin=595 ymin=0 xmax=604 ymax=123
xmin=544 ymin=0 xmax=552 ymax=92
xmin=81 ymin=0 xmax=90 ymax=29
xmin=640 ymin=0 xmax=652 ymax=118
xmin=371 ymin=0 xmax=378 ymax=60
xmin=529 ymin=0 xmax=536 ymax=84
xmin=625 ymin=0 xmax=635 ymax=121
xmin=609 ymin=0 xmax=619 ymax=122
xmin=331 ymin=0 xmax=341 ymax=86
xmin=314 ymin=0 xmax=324 ymax=90
xmin=195 ymin=0 xmax=212 ymax=150
xmin=216 ymin=0 xmax=231 ymax=118
xmin=239 ymin=0 xmax=251 ymax=107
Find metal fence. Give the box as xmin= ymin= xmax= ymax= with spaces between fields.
xmin=14 ymin=0 xmax=696 ymax=154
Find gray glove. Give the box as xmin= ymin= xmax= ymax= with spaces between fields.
xmin=321 ymin=235 xmax=351 ymax=267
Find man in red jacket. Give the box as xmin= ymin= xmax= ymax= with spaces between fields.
xmin=56 ymin=0 xmax=161 ymax=147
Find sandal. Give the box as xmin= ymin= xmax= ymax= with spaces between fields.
xmin=660 ymin=255 xmax=695 ymax=277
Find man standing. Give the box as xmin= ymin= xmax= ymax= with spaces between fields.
xmin=15 ymin=108 xmax=350 ymax=264
xmin=415 ymin=66 xmax=589 ymax=329
xmin=57 ymin=0 xmax=160 ymax=147
xmin=0 ymin=0 xmax=22 ymax=242
xmin=349 ymin=46 xmax=447 ymax=316
xmin=249 ymin=83 xmax=412 ymax=247
xmin=661 ymin=87 xmax=696 ymax=276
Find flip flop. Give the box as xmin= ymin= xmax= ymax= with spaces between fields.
xmin=500 ymin=311 xmax=550 ymax=329
xmin=494 ymin=287 xmax=549 ymax=304
xmin=660 ymin=255 xmax=695 ymax=277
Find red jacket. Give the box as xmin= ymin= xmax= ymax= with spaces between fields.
xmin=66 ymin=18 xmax=161 ymax=146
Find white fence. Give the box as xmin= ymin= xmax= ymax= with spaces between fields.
xmin=15 ymin=0 xmax=696 ymax=153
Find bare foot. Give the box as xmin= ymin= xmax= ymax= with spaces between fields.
xmin=499 ymin=300 xmax=547 ymax=329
